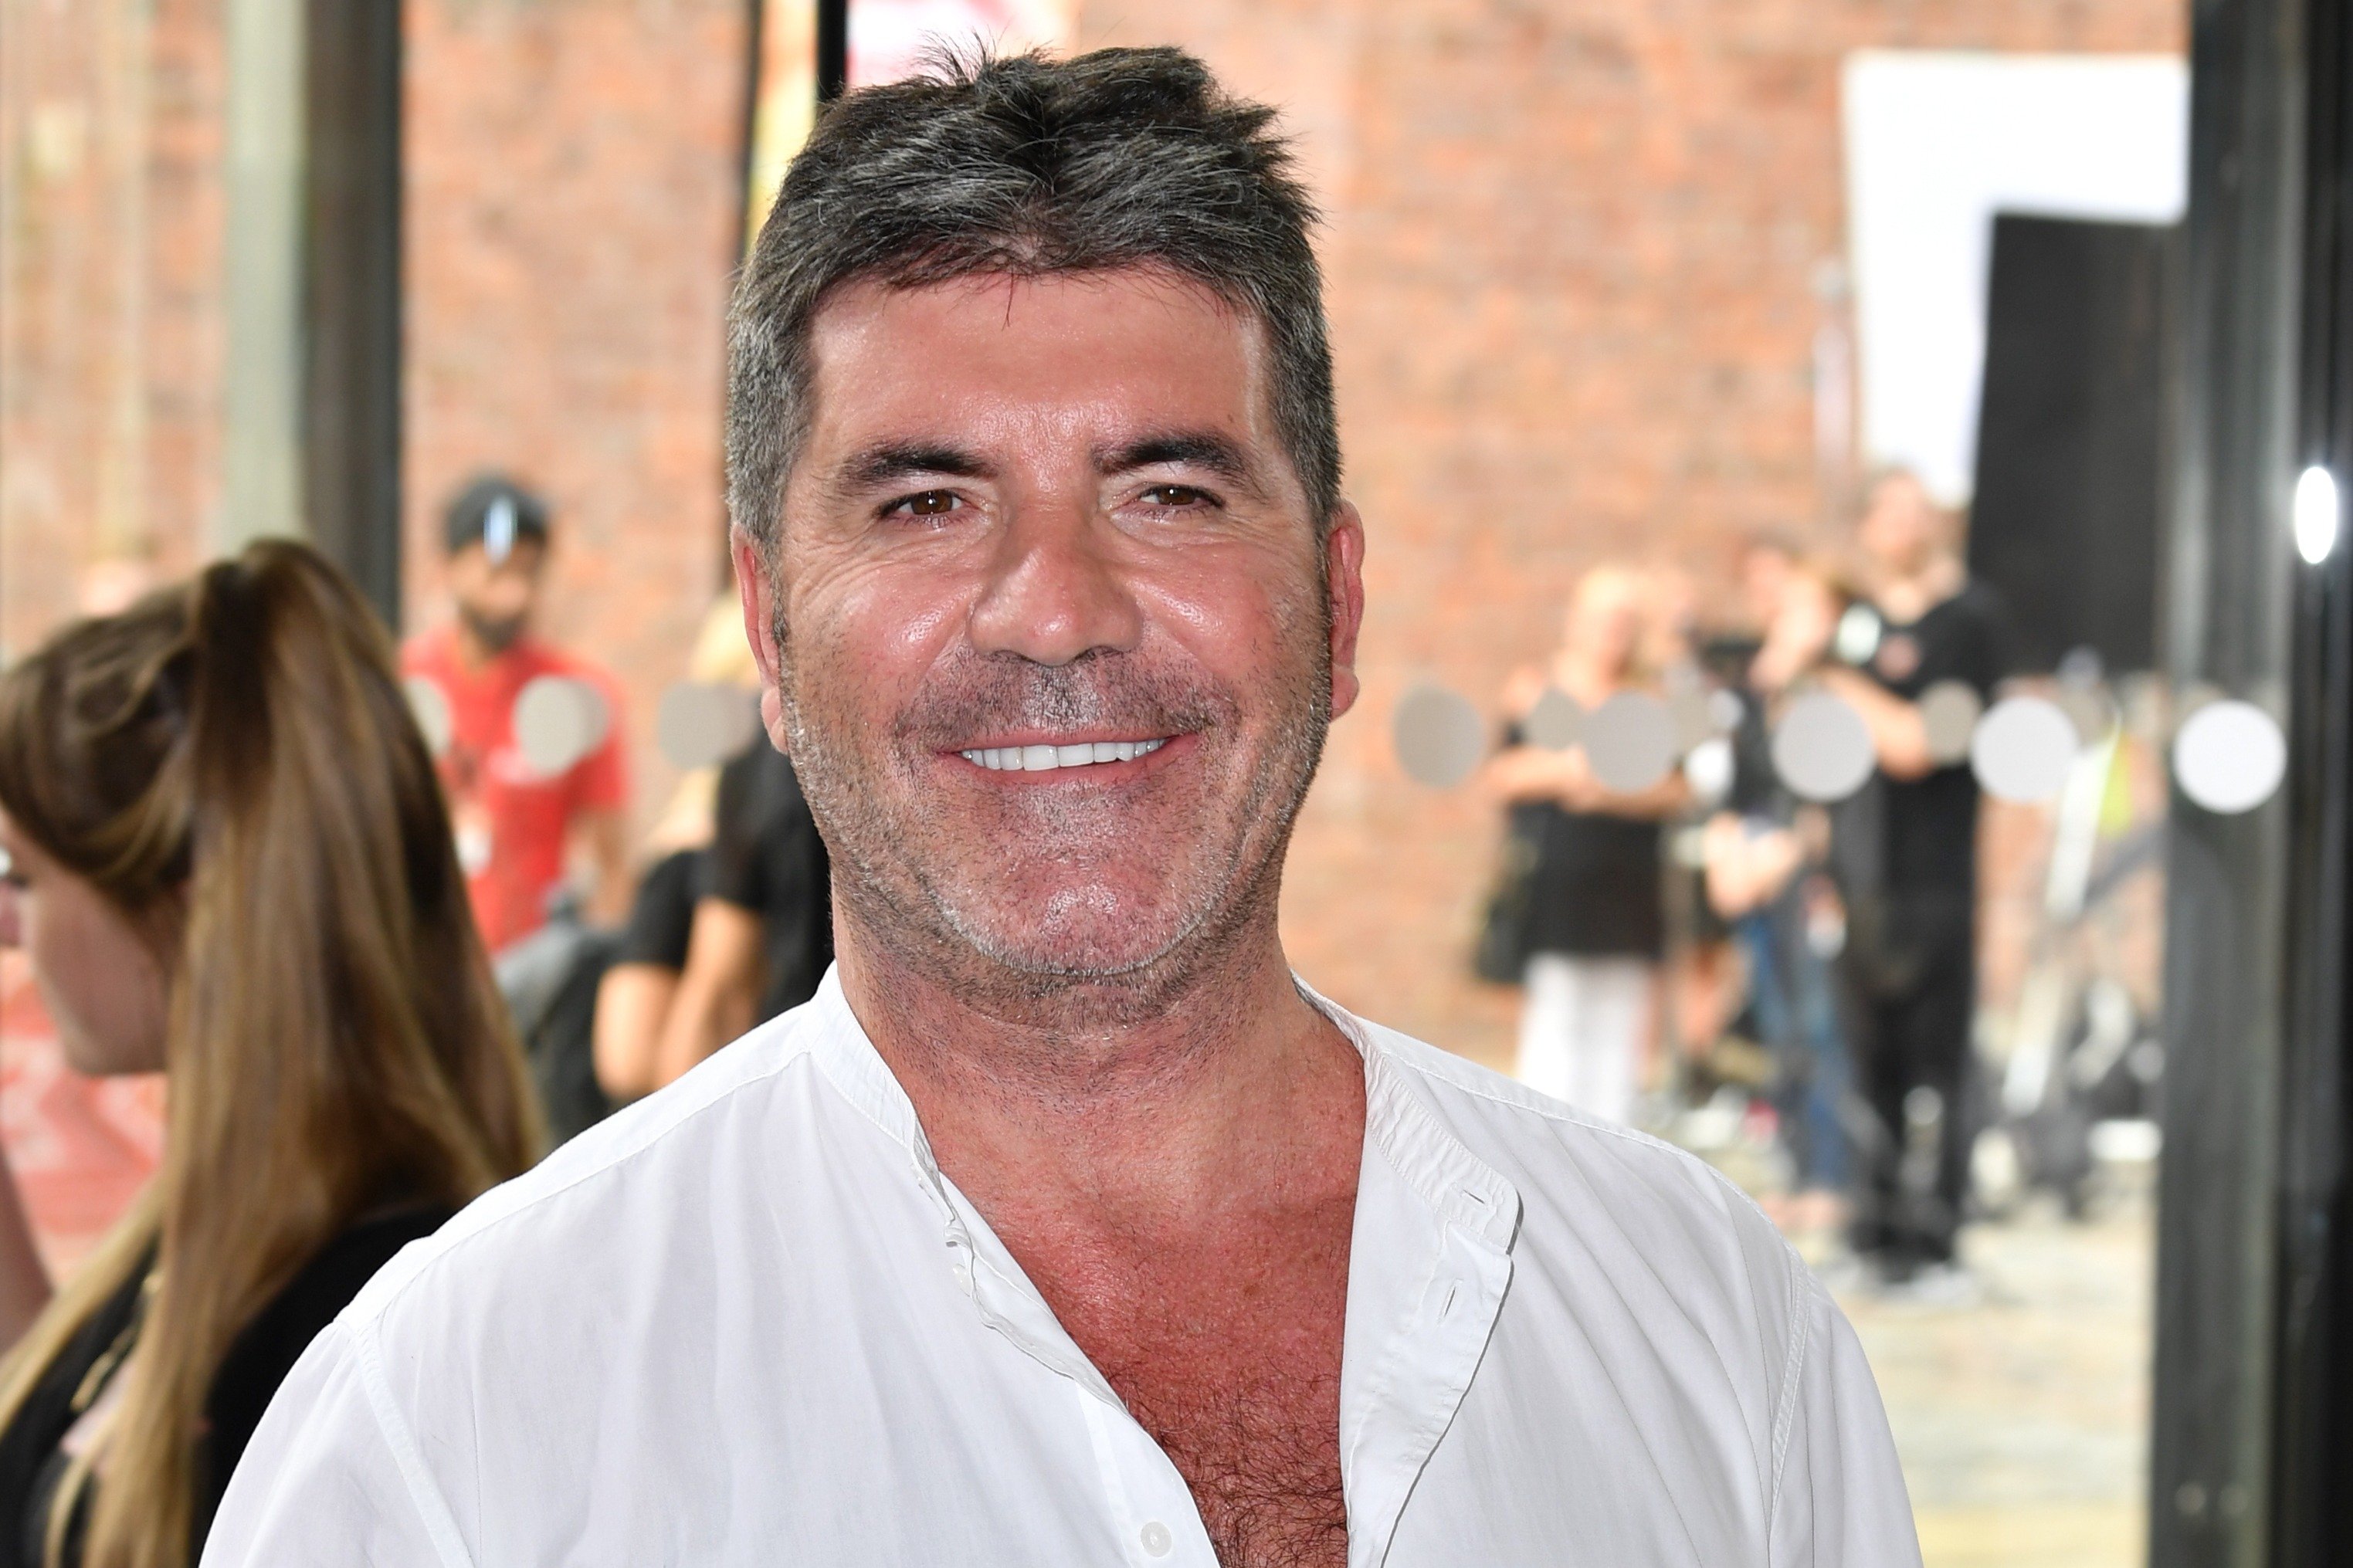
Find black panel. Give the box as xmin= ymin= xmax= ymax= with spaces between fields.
xmin=1969 ymin=212 xmax=2176 ymax=674
xmin=301 ymin=0 xmax=403 ymax=629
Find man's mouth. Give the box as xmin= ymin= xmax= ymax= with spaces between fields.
xmin=954 ymin=737 xmax=1171 ymax=774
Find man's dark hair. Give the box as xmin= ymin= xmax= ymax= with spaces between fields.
xmin=443 ymin=474 xmax=551 ymax=559
xmin=726 ymin=47 xmax=1338 ymax=555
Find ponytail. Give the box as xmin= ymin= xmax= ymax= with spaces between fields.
xmin=0 ymin=541 xmax=541 ymax=1568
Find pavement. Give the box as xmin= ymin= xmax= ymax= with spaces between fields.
xmin=1830 ymin=1191 xmax=2153 ymax=1568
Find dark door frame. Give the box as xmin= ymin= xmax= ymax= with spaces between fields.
xmin=2154 ymin=0 xmax=2353 ymax=1560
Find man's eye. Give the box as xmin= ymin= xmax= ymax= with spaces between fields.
xmin=887 ymin=491 xmax=962 ymax=518
xmin=1139 ymin=485 xmax=1210 ymax=508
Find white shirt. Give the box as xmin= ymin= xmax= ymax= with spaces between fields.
xmin=203 ymin=970 xmax=1919 ymax=1567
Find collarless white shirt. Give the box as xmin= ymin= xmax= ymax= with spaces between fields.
xmin=203 ymin=969 xmax=1919 ymax=1568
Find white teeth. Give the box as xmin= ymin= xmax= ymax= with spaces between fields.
xmin=957 ymin=737 xmax=1168 ymax=773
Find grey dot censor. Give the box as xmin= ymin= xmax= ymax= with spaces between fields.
xmin=1917 ymin=680 xmax=1982 ymax=765
xmin=658 ymin=681 xmax=762 ymax=770
xmin=2172 ymin=699 xmax=2287 ymax=814
xmin=1392 ymin=684 xmax=1485 ymax=788
xmin=1970 ymin=695 xmax=2077 ymax=803
xmin=405 ymin=676 xmax=453 ymax=758
xmin=1771 ymin=691 xmax=1876 ymax=803
xmin=1523 ymin=686 xmax=1583 ymax=750
xmin=514 ymin=676 xmax=610 ymax=779
xmin=1583 ymin=693 xmax=1677 ymax=794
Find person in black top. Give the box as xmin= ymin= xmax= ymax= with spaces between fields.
xmin=592 ymin=600 xmax=768 ymax=1107
xmin=0 ymin=543 xmax=540 ymax=1568
xmin=1486 ymin=567 xmax=1686 ymax=1126
xmin=1816 ymin=470 xmax=2009 ymax=1282
xmin=646 ymin=740 xmax=833 ymax=1089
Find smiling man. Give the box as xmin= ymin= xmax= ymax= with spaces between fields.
xmin=205 ymin=49 xmax=1918 ymax=1568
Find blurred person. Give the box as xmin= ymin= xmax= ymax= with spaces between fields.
xmin=1739 ymin=532 xmax=1799 ymax=633
xmin=209 ymin=49 xmax=1915 ymax=1567
xmin=1816 ymin=469 xmax=2007 ymax=1283
xmin=592 ymin=601 xmax=765 ymax=1103
xmin=642 ymin=736 xmax=832 ymax=1092
xmin=1487 ymin=566 xmax=1686 ymax=1126
xmin=1694 ymin=530 xmax=1800 ymax=690
xmin=1705 ymin=559 xmax=1859 ymax=1237
xmin=403 ymin=476 xmax=630 ymax=953
xmin=0 ymin=543 xmax=539 ymax=1568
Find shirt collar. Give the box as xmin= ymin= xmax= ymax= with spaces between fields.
xmin=803 ymin=963 xmax=1522 ymax=1261
xmin=1297 ymin=977 xmax=1524 ymax=1258
xmin=801 ymin=962 xmax=1525 ymax=1559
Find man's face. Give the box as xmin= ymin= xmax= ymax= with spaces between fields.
xmin=448 ymin=536 xmax=547 ymax=655
xmin=1859 ymin=474 xmax=1938 ymax=576
xmin=738 ymin=269 xmax=1363 ymax=1000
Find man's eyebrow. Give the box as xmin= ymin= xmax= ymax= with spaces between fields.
xmin=836 ymin=442 xmax=998 ymax=491
xmin=1097 ymin=432 xmax=1256 ymax=484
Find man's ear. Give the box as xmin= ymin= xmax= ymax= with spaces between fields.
xmin=1324 ymin=501 xmax=1367 ymax=720
xmin=731 ymin=527 xmax=792 ymax=754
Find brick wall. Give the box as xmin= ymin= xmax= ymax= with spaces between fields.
xmin=404 ymin=0 xmax=751 ymax=828
xmin=0 ymin=0 xmax=222 ymax=652
xmin=2 ymin=0 xmax=2183 ymax=1074
xmin=1071 ymin=0 xmax=2187 ymax=1063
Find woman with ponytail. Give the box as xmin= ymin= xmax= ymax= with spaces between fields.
xmin=0 ymin=540 xmax=541 ymax=1568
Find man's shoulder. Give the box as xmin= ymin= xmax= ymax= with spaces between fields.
xmin=1376 ymin=1022 xmax=1703 ymax=1156
xmin=338 ymin=999 xmax=839 ymax=1336
xmin=1354 ymin=1014 xmax=1792 ymax=1272
xmin=1354 ymin=1014 xmax=1820 ymax=1400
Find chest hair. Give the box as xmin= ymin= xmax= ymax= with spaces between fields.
xmin=1099 ymin=1339 xmax=1350 ymax=1568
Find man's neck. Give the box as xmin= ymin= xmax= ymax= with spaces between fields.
xmin=837 ymin=910 xmax=1367 ymax=1567
xmin=836 ymin=917 xmax=1365 ymax=1238
xmin=450 ymin=620 xmax=530 ymax=675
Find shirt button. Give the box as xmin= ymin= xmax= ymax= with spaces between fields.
xmin=1139 ymin=1520 xmax=1173 ymax=1557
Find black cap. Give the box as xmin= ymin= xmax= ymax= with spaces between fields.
xmin=444 ymin=474 xmax=551 ymax=562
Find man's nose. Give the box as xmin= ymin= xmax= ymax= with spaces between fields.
xmin=967 ymin=504 xmax=1144 ymax=666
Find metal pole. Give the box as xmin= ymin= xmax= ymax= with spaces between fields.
xmin=300 ymin=0 xmax=404 ymax=628
xmin=2151 ymin=0 xmax=2314 ymax=1560
xmin=222 ymin=0 xmax=305 ymax=552
xmin=220 ymin=0 xmax=403 ymax=628
xmin=817 ymin=0 xmax=847 ymax=103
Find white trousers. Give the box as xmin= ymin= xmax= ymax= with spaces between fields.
xmin=1514 ymin=953 xmax=1655 ymax=1126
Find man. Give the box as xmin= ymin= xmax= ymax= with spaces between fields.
xmin=404 ymin=476 xmax=632 ymax=951
xmin=209 ymin=50 xmax=1917 ymax=1566
xmin=1819 ymin=469 xmax=2007 ymax=1285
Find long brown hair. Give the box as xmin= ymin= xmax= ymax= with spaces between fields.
xmin=0 ymin=540 xmax=541 ymax=1568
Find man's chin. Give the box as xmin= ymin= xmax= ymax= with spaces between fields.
xmin=925 ymin=886 xmax=1218 ymax=988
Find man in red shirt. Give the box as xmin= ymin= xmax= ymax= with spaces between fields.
xmin=403 ymin=476 xmax=630 ymax=953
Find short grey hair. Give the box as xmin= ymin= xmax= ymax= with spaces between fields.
xmin=725 ymin=46 xmax=1338 ymax=554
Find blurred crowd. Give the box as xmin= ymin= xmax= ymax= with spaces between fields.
xmin=0 ymin=449 xmax=2156 ymax=1554
xmin=395 ymin=476 xmax=832 ymax=1144
xmin=1482 ymin=468 xmax=2013 ymax=1293
xmin=0 ymin=469 xmax=841 ymax=1559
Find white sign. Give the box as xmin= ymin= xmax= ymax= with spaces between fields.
xmin=1843 ymin=51 xmax=2189 ymax=505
